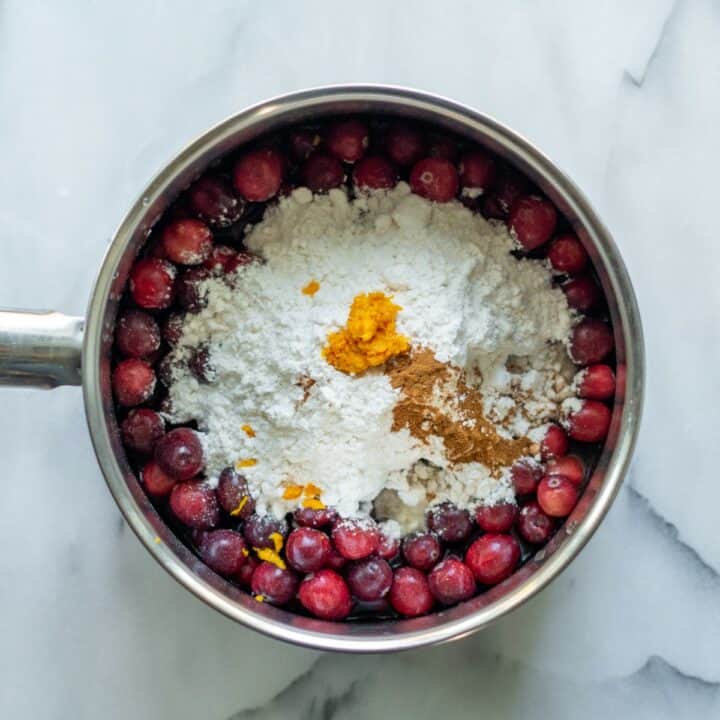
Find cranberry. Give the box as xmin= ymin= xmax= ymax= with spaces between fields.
xmin=352 ymin=156 xmax=397 ymax=190
xmin=188 ymin=174 xmax=244 ymax=227
xmin=298 ymin=569 xmax=352 ymax=620
xmin=426 ymin=503 xmax=472 ymax=543
xmin=537 ymin=476 xmax=579 ymax=517
xmin=545 ymin=455 xmax=585 ymax=485
xmin=198 ymin=529 xmax=247 ymax=575
xmin=516 ymin=501 xmax=555 ymax=544
xmin=346 ymin=557 xmax=393 ymax=601
xmin=426 ymin=132 xmax=458 ymax=161
xmin=188 ymin=346 xmax=214 ymax=383
xmin=389 ymin=567 xmax=434 ymax=617
xmin=570 ymin=318 xmax=614 ymax=365
xmin=547 ymin=234 xmax=588 ymax=275
xmin=233 ymin=148 xmax=284 ymax=202
xmin=112 ymin=359 xmax=156 ymax=407
xmin=562 ymin=275 xmax=602 ymax=312
xmin=169 ymin=481 xmax=220 ymax=529
xmin=402 ymin=532 xmax=441 ymax=571
xmin=162 ymin=313 xmax=184 ymax=345
xmin=325 ymin=119 xmax=369 ymax=163
xmin=293 ymin=506 xmax=338 ymax=529
xmin=203 ymin=245 xmax=238 ymax=274
xmin=428 ymin=557 xmax=476 ymax=605
xmin=129 ymin=258 xmax=176 ymax=309
xmin=376 ymin=534 xmax=400 ymax=561
xmin=475 ymin=503 xmax=517 ymax=533
xmin=251 ymin=562 xmax=299 ymax=605
xmin=176 ymin=267 xmax=211 ymax=312
xmin=509 ymin=195 xmax=558 ymax=251
xmin=511 ymin=459 xmax=544 ymax=495
xmin=115 ymin=310 xmax=161 ymax=359
xmin=301 ymin=153 xmax=344 ymax=193
xmin=288 ymin=127 xmax=321 ymax=161
xmin=236 ymin=554 xmax=259 ymax=587
xmin=465 ymin=534 xmax=520 ymax=585
xmin=121 ymin=408 xmax=164 ymax=455
xmin=141 ymin=460 xmax=178 ymax=497
xmin=161 ymin=219 xmax=213 ymax=266
xmin=154 ymin=427 xmax=204 ymax=480
xmin=325 ymin=549 xmax=347 ymax=571
xmin=481 ymin=164 xmax=529 ymax=218
xmin=576 ymin=364 xmax=616 ymax=400
xmin=409 ymin=158 xmax=459 ymax=202
xmin=285 ymin=528 xmax=332 ymax=573
xmin=216 ymin=467 xmax=255 ymax=518
xmin=458 ymin=149 xmax=497 ymax=192
xmin=384 ymin=123 xmax=425 ymax=166
xmin=332 ymin=520 xmax=380 ymax=560
xmin=243 ymin=514 xmax=288 ymax=549
xmin=223 ymin=251 xmax=255 ymax=275
xmin=565 ymin=399 xmax=611 ymax=443
xmin=541 ymin=424 xmax=569 ymax=459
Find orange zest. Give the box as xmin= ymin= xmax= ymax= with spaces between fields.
xmin=235 ymin=458 xmax=257 ymax=470
xmin=302 ymin=497 xmax=326 ymax=510
xmin=302 ymin=279 xmax=320 ymax=296
xmin=229 ymin=496 xmax=250 ymax=517
xmin=241 ymin=424 xmax=256 ymax=438
xmin=282 ymin=484 xmax=304 ymax=500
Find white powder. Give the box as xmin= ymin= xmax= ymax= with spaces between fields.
xmin=165 ymin=183 xmax=573 ymax=530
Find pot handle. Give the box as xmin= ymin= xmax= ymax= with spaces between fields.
xmin=0 ymin=310 xmax=84 ymax=388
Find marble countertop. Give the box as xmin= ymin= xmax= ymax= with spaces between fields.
xmin=2 ymin=1 xmax=719 ymax=718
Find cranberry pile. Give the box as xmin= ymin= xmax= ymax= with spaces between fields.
xmin=112 ymin=116 xmax=617 ymax=621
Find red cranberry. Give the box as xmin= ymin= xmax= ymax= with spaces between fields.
xmin=516 ymin=501 xmax=555 ymax=544
xmin=511 ymin=459 xmax=544 ymax=495
xmin=169 ymin=481 xmax=220 ymax=529
xmin=565 ymin=399 xmax=611 ymax=442
xmin=402 ymin=532 xmax=441 ymax=571
xmin=243 ymin=514 xmax=288 ymax=549
xmin=426 ymin=503 xmax=472 ymax=543
xmin=562 ymin=275 xmax=602 ymax=312
xmin=216 ymin=467 xmax=255 ymax=518
xmin=112 ymin=359 xmax=156 ymax=407
xmin=376 ymin=533 xmax=400 ymax=561
xmin=236 ymin=554 xmax=259 ymax=587
xmin=428 ymin=557 xmax=476 ymax=605
xmin=458 ymin=149 xmax=497 ymax=192
xmin=576 ymin=364 xmax=616 ymax=400
xmin=389 ymin=567 xmax=434 ymax=617
xmin=162 ymin=313 xmax=184 ymax=345
xmin=121 ymin=408 xmax=164 ymax=455
xmin=202 ymin=245 xmax=238 ymax=274
xmin=115 ymin=310 xmax=161 ymax=359
xmin=385 ymin=123 xmax=425 ymax=166
xmin=141 ymin=460 xmax=178 ymax=497
xmin=570 ymin=318 xmax=614 ymax=365
xmin=541 ymin=424 xmax=569 ymax=459
xmin=288 ymin=127 xmax=321 ymax=161
xmin=332 ymin=520 xmax=380 ymax=560
xmin=293 ymin=506 xmax=338 ymax=528
xmin=475 ymin=503 xmax=517 ymax=533
xmin=188 ymin=174 xmax=244 ymax=227
xmin=509 ymin=195 xmax=558 ymax=251
xmin=198 ymin=529 xmax=247 ymax=575
xmin=352 ymin=156 xmax=397 ymax=190
xmin=161 ymin=219 xmax=213 ymax=266
xmin=285 ymin=528 xmax=332 ymax=573
xmin=188 ymin=346 xmax=214 ymax=384
xmin=154 ymin=427 xmax=204 ymax=480
xmin=325 ymin=119 xmax=369 ymax=163
xmin=233 ymin=148 xmax=284 ymax=202
xmin=465 ymin=534 xmax=520 ymax=585
xmin=251 ymin=562 xmax=299 ymax=605
xmin=480 ymin=164 xmax=529 ymax=218
xmin=537 ymin=476 xmax=579 ymax=517
xmin=547 ymin=234 xmax=588 ymax=274
xmin=176 ymin=267 xmax=211 ymax=312
xmin=409 ymin=158 xmax=459 ymax=202
xmin=325 ymin=549 xmax=347 ymax=571
xmin=426 ymin=132 xmax=458 ymax=161
xmin=346 ymin=557 xmax=393 ymax=601
xmin=298 ymin=569 xmax=352 ymax=620
xmin=129 ymin=258 xmax=176 ymax=309
xmin=301 ymin=153 xmax=344 ymax=193
xmin=545 ymin=455 xmax=584 ymax=485
xmin=223 ymin=251 xmax=255 ymax=275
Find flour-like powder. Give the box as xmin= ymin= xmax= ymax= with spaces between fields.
xmin=165 ymin=183 xmax=574 ymax=529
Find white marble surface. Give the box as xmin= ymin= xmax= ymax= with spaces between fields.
xmin=1 ymin=1 xmax=719 ymax=717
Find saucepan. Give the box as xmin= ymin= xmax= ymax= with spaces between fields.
xmin=0 ymin=85 xmax=644 ymax=652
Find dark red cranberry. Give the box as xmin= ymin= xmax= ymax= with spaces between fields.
xmin=301 ymin=153 xmax=344 ymax=192
xmin=233 ymin=148 xmax=284 ymax=202
xmin=481 ymin=164 xmax=529 ymax=218
xmin=285 ymin=527 xmax=332 ymax=573
xmin=516 ymin=501 xmax=555 ymax=544
xmin=325 ymin=549 xmax=347 ymax=571
xmin=346 ymin=557 xmax=393 ymax=601
xmin=162 ymin=313 xmax=184 ymax=345
xmin=325 ymin=119 xmax=369 ymax=163
xmin=188 ymin=346 xmax=214 ymax=383
xmin=216 ymin=467 xmax=255 ymax=518
xmin=562 ymin=275 xmax=602 ymax=312
xmin=547 ymin=234 xmax=588 ymax=274
xmin=389 ymin=567 xmax=434 ymax=617
xmin=251 ymin=562 xmax=299 ymax=605
xmin=129 ymin=258 xmax=176 ymax=309
xmin=141 ymin=460 xmax=177 ymax=497
xmin=576 ymin=364 xmax=616 ymax=400
xmin=458 ymin=149 xmax=497 ymax=192
xmin=565 ymin=399 xmax=611 ymax=442
xmin=409 ymin=158 xmax=459 ymax=202
xmin=511 ymin=459 xmax=544 ymax=495
xmin=376 ymin=533 xmax=400 ymax=561
xmin=426 ymin=132 xmax=458 ymax=161
xmin=332 ymin=520 xmax=380 ymax=560
xmin=203 ymin=245 xmax=238 ymax=274
xmin=465 ymin=534 xmax=520 ymax=585
xmin=115 ymin=310 xmax=161 ymax=359
xmin=198 ymin=529 xmax=247 ymax=575
xmin=298 ymin=569 xmax=352 ymax=620
xmin=293 ymin=506 xmax=338 ymax=528
xmin=570 ymin=318 xmax=614 ymax=365
xmin=545 ymin=455 xmax=584 ymax=485
xmin=288 ymin=127 xmax=321 ymax=161
xmin=475 ymin=503 xmax=517 ymax=533
xmin=428 ymin=557 xmax=476 ymax=605
xmin=509 ymin=195 xmax=557 ymax=251
xmin=243 ymin=514 xmax=288 ymax=549
xmin=188 ymin=174 xmax=244 ymax=227
xmin=352 ymin=156 xmax=397 ymax=190
xmin=385 ymin=123 xmax=425 ymax=166
xmin=537 ymin=476 xmax=579 ymax=517
xmin=112 ymin=359 xmax=156 ymax=407
xmin=223 ymin=251 xmax=255 ymax=275
xmin=541 ymin=424 xmax=569 ymax=459
xmin=176 ymin=267 xmax=212 ymax=312
xmin=236 ymin=554 xmax=259 ymax=587
xmin=402 ymin=532 xmax=441 ymax=571
xmin=169 ymin=481 xmax=220 ymax=529
xmin=161 ymin=219 xmax=213 ymax=266
xmin=154 ymin=427 xmax=204 ymax=480
xmin=121 ymin=408 xmax=164 ymax=455
xmin=426 ymin=502 xmax=472 ymax=543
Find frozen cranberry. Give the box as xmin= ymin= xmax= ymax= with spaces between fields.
xmin=576 ymin=364 xmax=616 ymax=400
xmin=217 ymin=467 xmax=255 ymax=518
xmin=516 ymin=501 xmax=555 ymax=544
xmin=465 ymin=534 xmax=520 ymax=585
xmin=233 ymin=148 xmax=284 ymax=202
xmin=325 ymin=119 xmax=369 ymax=163
xmin=129 ymin=258 xmax=176 ymax=309
xmin=121 ymin=408 xmax=164 ymax=455
xmin=541 ymin=424 xmax=569 ymax=459
xmin=426 ymin=132 xmax=458 ymax=161
xmin=198 ymin=529 xmax=247 ymax=575
xmin=161 ymin=219 xmax=213 ymax=266
xmin=141 ymin=460 xmax=177 ymax=497
xmin=169 ymin=481 xmax=220 ymax=529
xmin=426 ymin=503 xmax=472 ymax=543
xmin=243 ymin=514 xmax=288 ymax=549
xmin=223 ymin=251 xmax=255 ymax=275
xmin=545 ymin=455 xmax=584 ymax=485
xmin=298 ymin=569 xmax=352 ymax=620
xmin=325 ymin=549 xmax=347 ymax=571
xmin=202 ymin=245 xmax=238 ymax=274
xmin=251 ymin=562 xmax=298 ymax=605
xmin=293 ymin=506 xmax=338 ymax=528
xmin=570 ymin=318 xmax=614 ymax=365
xmin=409 ymin=158 xmax=459 ymax=202
xmin=236 ymin=554 xmax=259 ymax=587
xmin=475 ymin=503 xmax=517 ymax=533
xmin=176 ymin=267 xmax=211 ymax=312
xmin=332 ymin=520 xmax=380 ymax=560
xmin=115 ymin=310 xmax=161 ymax=359
xmin=162 ymin=313 xmax=184 ymax=345
xmin=285 ymin=528 xmax=331 ymax=573
xmin=352 ymin=156 xmax=397 ymax=190
xmin=389 ymin=567 xmax=434 ymax=617
xmin=547 ymin=234 xmax=588 ymax=274
xmin=481 ymin=164 xmax=529 ymax=218
xmin=188 ymin=346 xmax=214 ymax=383
xmin=537 ymin=476 xmax=579 ymax=517
xmin=301 ymin=153 xmax=344 ymax=192
xmin=385 ymin=123 xmax=425 ymax=166
xmin=346 ymin=557 xmax=393 ymax=601
xmin=458 ymin=149 xmax=497 ymax=192
xmin=188 ymin=174 xmax=244 ymax=227
xmin=565 ymin=399 xmax=611 ymax=443
xmin=509 ymin=195 xmax=557 ymax=251
xmin=402 ymin=532 xmax=441 ymax=571
xmin=428 ymin=557 xmax=476 ymax=605
xmin=288 ymin=127 xmax=321 ymax=161
xmin=511 ymin=459 xmax=544 ymax=495
xmin=376 ymin=534 xmax=400 ymax=561
xmin=154 ymin=427 xmax=204 ymax=480
xmin=112 ymin=359 xmax=155 ymax=407
xmin=562 ymin=275 xmax=602 ymax=312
